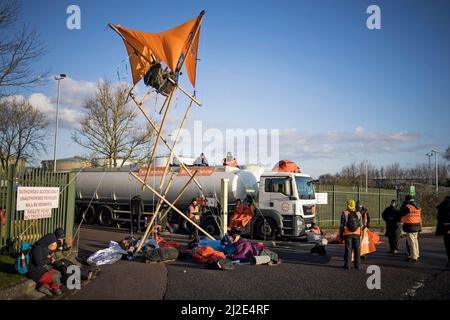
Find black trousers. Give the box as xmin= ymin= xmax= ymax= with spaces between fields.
xmin=131 ymin=215 xmax=141 ymax=233
xmin=444 ymin=233 xmax=450 ymax=261
xmin=344 ymin=235 xmax=361 ymax=268
xmin=188 ymin=221 xmax=199 ymax=239
xmin=387 ymin=230 xmax=400 ymax=251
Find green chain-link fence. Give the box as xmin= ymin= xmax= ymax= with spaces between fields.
xmin=0 ymin=165 xmax=76 ymax=254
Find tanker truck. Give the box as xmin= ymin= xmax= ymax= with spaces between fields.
xmin=74 ymin=161 xmax=317 ymax=240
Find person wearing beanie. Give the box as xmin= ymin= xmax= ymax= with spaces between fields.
xmin=27 ymin=233 xmax=63 ymax=296
xmin=399 ymin=194 xmax=422 ymax=262
xmin=340 ymin=199 xmax=363 ymax=269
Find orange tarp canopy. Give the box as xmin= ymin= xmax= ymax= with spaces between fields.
xmin=114 ymin=12 xmax=203 ymax=86
xmin=272 ymin=160 xmax=300 ymax=173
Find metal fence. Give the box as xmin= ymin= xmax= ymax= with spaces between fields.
xmin=315 ymin=185 xmax=397 ymax=227
xmin=0 ymin=165 xmax=76 ymax=253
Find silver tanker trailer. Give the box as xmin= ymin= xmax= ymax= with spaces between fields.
xmin=74 ymin=164 xmax=260 ymax=235
xmin=74 ymin=162 xmax=318 ymax=240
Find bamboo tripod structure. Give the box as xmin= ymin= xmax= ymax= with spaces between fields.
xmin=109 ymin=12 xmax=214 ymax=254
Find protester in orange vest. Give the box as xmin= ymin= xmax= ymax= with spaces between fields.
xmin=222 ymin=152 xmax=238 ymax=167
xmin=339 ymin=199 xmax=363 ymax=269
xmin=399 ymin=194 xmax=422 ymax=262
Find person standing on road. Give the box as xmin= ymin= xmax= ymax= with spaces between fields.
xmin=382 ymin=200 xmax=401 ymax=254
xmin=130 ymin=195 xmax=144 ymax=233
xmin=340 ymin=199 xmax=363 ymax=269
xmin=436 ymin=196 xmax=450 ymax=268
xmin=356 ymin=201 xmax=370 ymax=229
xmin=187 ymin=198 xmax=201 ymax=240
xmin=399 ymin=194 xmax=422 ymax=263
xmin=356 ymin=200 xmax=370 ymax=260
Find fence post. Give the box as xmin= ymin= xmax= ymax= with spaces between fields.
xmin=5 ymin=165 xmax=15 ymax=246
xmin=220 ymin=178 xmax=229 ymax=237
xmin=378 ymin=188 xmax=382 ymax=224
xmin=332 ymin=185 xmax=336 ymax=226
xmin=65 ymin=172 xmax=76 ymax=240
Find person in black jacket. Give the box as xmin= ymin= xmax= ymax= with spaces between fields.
xmin=382 ymin=200 xmax=401 ymax=254
xmin=27 ymin=233 xmax=63 ymax=296
xmin=436 ymin=196 xmax=450 ymax=268
xmin=130 ymin=195 xmax=144 ymax=233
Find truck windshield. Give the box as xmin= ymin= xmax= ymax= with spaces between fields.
xmin=295 ymin=177 xmax=315 ymax=199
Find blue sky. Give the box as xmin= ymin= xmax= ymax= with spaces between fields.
xmin=12 ymin=0 xmax=450 ymax=177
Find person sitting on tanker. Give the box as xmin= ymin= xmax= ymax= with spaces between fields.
xmin=193 ymin=152 xmax=209 ymax=166
xmin=222 ymin=152 xmax=238 ymax=168
xmin=27 ymin=233 xmax=63 ymax=296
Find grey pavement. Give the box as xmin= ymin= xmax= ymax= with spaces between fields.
xmin=53 ymin=226 xmax=449 ymax=300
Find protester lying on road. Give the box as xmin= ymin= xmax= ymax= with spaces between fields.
xmin=227 ymin=227 xmax=279 ymax=265
xmin=119 ymin=236 xmax=179 ymax=263
xmin=307 ymin=223 xmax=327 ymax=256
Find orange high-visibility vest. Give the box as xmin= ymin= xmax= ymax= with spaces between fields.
xmin=310 ymin=226 xmax=321 ymax=235
xmin=401 ymin=204 xmax=422 ymax=224
xmin=343 ymin=210 xmax=361 ymax=236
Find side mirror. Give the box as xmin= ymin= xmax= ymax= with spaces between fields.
xmin=289 ymin=196 xmax=298 ymax=201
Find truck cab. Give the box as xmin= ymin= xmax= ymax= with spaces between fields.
xmin=247 ymin=172 xmax=316 ymax=240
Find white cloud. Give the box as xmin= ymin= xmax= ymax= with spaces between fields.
xmin=278 ymin=127 xmax=421 ymax=160
xmin=20 ymin=77 xmax=98 ymax=130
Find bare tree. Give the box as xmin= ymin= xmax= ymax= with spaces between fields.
xmin=444 ymin=146 xmax=450 ymax=161
xmin=0 ymin=97 xmax=49 ymax=169
xmin=0 ymin=1 xmax=47 ymax=96
xmin=72 ymin=80 xmax=154 ymax=167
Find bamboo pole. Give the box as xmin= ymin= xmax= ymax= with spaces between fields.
xmin=130 ymin=172 xmax=214 ymax=240
xmin=129 ymin=93 xmax=203 ymax=190
xmin=176 ymin=11 xmax=205 ymax=74
xmin=159 ymin=171 xmax=197 ymax=223
xmin=167 ymin=78 xmax=201 ymax=106
xmin=141 ymin=89 xmax=175 ymax=189
xmin=149 ymin=173 xmax=176 ymax=232
xmin=134 ymin=174 xmax=176 ymax=255
xmin=108 ymin=23 xmax=155 ymax=66
xmin=159 ymin=93 xmax=170 ymax=115
xmin=159 ymin=99 xmax=194 ymax=190
xmin=150 ymin=90 xmax=174 ymax=163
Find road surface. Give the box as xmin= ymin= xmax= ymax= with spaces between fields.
xmin=56 ymin=226 xmax=449 ymax=300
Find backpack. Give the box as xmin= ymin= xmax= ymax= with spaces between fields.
xmin=15 ymin=242 xmax=32 ymax=275
xmin=192 ymin=246 xmax=225 ymax=264
xmin=346 ymin=211 xmax=360 ymax=232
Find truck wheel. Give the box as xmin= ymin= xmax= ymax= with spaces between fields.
xmin=80 ymin=205 xmax=95 ymax=225
xmin=202 ymin=217 xmax=220 ymax=236
xmin=254 ymin=218 xmax=277 ymax=241
xmin=98 ymin=206 xmax=113 ymax=227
